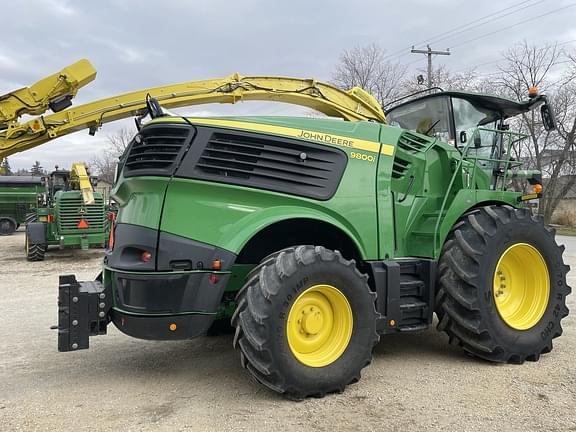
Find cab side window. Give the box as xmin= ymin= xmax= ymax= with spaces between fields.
xmin=387 ymin=96 xmax=451 ymax=144
xmin=451 ymin=97 xmax=495 ymax=145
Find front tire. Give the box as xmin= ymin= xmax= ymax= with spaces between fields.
xmin=25 ymin=227 xmax=46 ymax=262
xmin=435 ymin=205 xmax=570 ymax=363
xmin=25 ymin=212 xmax=38 ymax=225
xmin=232 ymin=245 xmax=379 ymax=399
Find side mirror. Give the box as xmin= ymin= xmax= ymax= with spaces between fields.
xmin=541 ymin=103 xmax=556 ymax=131
xmin=459 ymin=131 xmax=467 ymax=144
xmin=474 ymin=134 xmax=482 ymax=148
xmin=146 ymin=94 xmax=165 ymax=119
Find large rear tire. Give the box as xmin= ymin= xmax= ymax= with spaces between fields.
xmin=232 ymin=245 xmax=379 ymax=399
xmin=435 ymin=205 xmax=570 ymax=363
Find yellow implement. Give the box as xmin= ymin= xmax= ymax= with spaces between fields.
xmin=69 ymin=162 xmax=95 ymax=205
xmin=0 ymin=59 xmax=96 ymax=126
xmin=0 ymin=60 xmax=386 ymax=160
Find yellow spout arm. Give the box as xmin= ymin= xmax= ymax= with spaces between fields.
xmin=0 ymin=59 xmax=96 ymax=126
xmin=0 ymin=61 xmax=386 ymax=160
xmin=69 ymin=162 xmax=94 ymax=205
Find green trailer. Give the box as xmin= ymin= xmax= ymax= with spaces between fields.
xmin=0 ymin=176 xmax=44 ymax=235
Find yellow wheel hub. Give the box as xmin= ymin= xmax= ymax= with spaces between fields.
xmin=286 ymin=284 xmax=353 ymax=367
xmin=493 ymin=243 xmax=550 ymax=330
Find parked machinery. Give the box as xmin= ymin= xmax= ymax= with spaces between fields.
xmin=0 ymin=176 xmax=44 ymax=235
xmin=25 ymin=163 xmax=107 ymax=261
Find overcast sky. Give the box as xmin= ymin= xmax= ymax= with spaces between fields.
xmin=2 ymin=0 xmax=575 ymax=171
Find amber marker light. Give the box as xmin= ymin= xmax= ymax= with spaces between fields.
xmin=212 ymin=259 xmax=222 ymax=271
xmin=528 ymin=86 xmax=539 ymax=98
xmin=533 ymin=183 xmax=543 ymax=193
xmin=169 ymin=323 xmax=177 ymax=331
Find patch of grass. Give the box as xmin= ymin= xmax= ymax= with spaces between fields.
xmin=556 ymin=226 xmax=576 ymax=236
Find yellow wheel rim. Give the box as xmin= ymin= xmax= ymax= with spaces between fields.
xmin=493 ymin=243 xmax=550 ymax=330
xmin=286 ymin=284 xmax=353 ymax=367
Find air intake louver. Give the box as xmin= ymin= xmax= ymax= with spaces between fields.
xmin=392 ymin=157 xmax=411 ymax=179
xmin=123 ymin=125 xmax=193 ymax=177
xmin=190 ymin=131 xmax=347 ymax=200
xmin=398 ymin=132 xmax=430 ymax=153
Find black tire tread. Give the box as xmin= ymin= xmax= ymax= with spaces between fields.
xmin=27 ymin=243 xmax=46 ymax=261
xmin=435 ymin=205 xmax=570 ymax=364
xmin=0 ymin=218 xmax=16 ymax=236
xmin=232 ymin=245 xmax=378 ymax=399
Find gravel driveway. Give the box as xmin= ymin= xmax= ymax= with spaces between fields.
xmin=1 ymin=230 xmax=574 ymax=432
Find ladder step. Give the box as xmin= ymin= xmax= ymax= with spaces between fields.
xmin=398 ymin=323 xmax=429 ymax=332
xmin=400 ymin=300 xmax=427 ymax=310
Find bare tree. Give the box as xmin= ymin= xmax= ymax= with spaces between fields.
xmin=404 ymin=64 xmax=478 ymax=94
xmin=91 ymin=128 xmax=134 ymax=184
xmin=332 ymin=44 xmax=407 ymax=107
xmin=492 ymin=41 xmax=574 ymax=222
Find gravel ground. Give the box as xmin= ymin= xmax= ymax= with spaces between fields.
xmin=0 ymin=230 xmax=574 ymax=432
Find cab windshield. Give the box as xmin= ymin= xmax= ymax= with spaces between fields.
xmin=386 ymin=94 xmax=502 ymax=147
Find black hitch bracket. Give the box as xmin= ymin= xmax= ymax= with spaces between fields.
xmin=58 ymin=274 xmax=111 ymax=352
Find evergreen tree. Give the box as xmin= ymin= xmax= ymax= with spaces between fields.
xmin=31 ymin=161 xmax=43 ymax=176
xmin=0 ymin=158 xmax=12 ymax=175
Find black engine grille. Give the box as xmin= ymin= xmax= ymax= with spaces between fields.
xmin=123 ymin=124 xmax=194 ymax=177
xmin=182 ymin=130 xmax=347 ymax=200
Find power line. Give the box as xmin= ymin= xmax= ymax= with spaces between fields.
xmin=419 ymin=0 xmax=546 ymax=47
xmin=449 ymin=3 xmax=576 ymax=49
xmin=473 ymin=60 xmax=573 ymax=78
xmin=450 ymin=39 xmax=576 ymax=74
xmin=404 ymin=6 xmax=576 ymax=75
xmin=381 ymin=0 xmax=544 ymax=62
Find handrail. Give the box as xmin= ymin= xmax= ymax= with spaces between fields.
xmin=433 ymin=127 xmax=529 ymax=253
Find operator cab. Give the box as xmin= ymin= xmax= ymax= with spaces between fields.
xmin=49 ymin=167 xmax=70 ymax=194
xmin=385 ymin=89 xmax=555 ymax=189
xmin=385 ymin=89 xmax=556 ymax=147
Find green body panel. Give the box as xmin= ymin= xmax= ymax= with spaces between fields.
xmin=112 ymin=176 xmax=168 ymax=230
xmin=0 ymin=181 xmax=43 ymax=224
xmin=160 ymin=177 xmax=378 ymax=259
xmin=108 ymin=115 xmax=527 ymax=315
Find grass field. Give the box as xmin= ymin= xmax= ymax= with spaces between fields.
xmin=556 ymin=226 xmax=576 ymax=236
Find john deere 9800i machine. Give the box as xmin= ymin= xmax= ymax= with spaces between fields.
xmin=0 ymin=60 xmax=570 ymax=399
xmin=25 ymin=162 xmax=108 ymax=261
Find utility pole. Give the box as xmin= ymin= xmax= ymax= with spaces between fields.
xmin=411 ymin=45 xmax=451 ymax=88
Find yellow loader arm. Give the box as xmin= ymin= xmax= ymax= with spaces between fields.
xmin=69 ymin=162 xmax=94 ymax=205
xmin=0 ymin=59 xmax=96 ymax=126
xmin=0 ymin=60 xmax=386 ymax=159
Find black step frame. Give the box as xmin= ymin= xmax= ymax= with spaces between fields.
xmin=364 ymin=258 xmax=436 ymax=334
